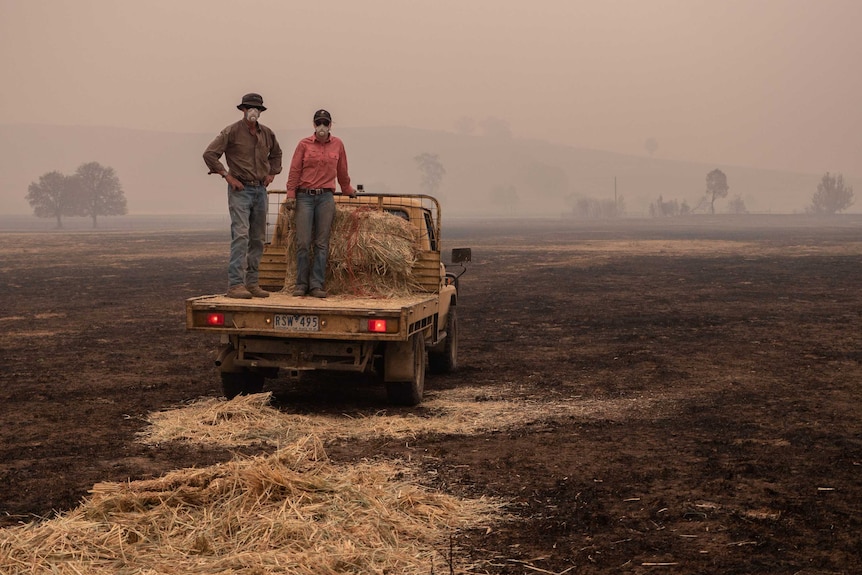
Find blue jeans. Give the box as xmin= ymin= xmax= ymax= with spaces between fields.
xmin=227 ymin=184 xmax=267 ymax=287
xmin=294 ymin=192 xmax=335 ymax=291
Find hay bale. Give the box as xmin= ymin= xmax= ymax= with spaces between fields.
xmin=279 ymin=200 xmax=422 ymax=297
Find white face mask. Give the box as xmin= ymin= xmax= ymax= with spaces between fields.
xmin=315 ymin=124 xmax=330 ymax=140
xmin=245 ymin=108 xmax=261 ymax=123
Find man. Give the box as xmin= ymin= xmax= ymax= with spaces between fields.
xmin=285 ymin=109 xmax=355 ymax=298
xmin=203 ymin=93 xmax=283 ymax=299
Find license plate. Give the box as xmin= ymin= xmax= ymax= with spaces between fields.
xmin=273 ymin=314 xmax=319 ymax=332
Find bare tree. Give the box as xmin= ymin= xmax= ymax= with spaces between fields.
xmin=26 ymin=171 xmax=74 ymax=228
xmin=73 ymin=162 xmax=128 ymax=228
xmin=706 ymin=169 xmax=729 ymax=214
xmin=807 ymin=172 xmax=854 ymax=215
xmin=414 ymin=153 xmax=446 ymax=196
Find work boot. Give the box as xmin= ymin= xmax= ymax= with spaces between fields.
xmin=291 ymin=285 xmax=307 ymax=297
xmin=246 ymin=284 xmax=270 ymax=298
xmin=309 ymin=288 xmax=327 ymax=298
xmin=226 ymin=284 xmax=253 ymax=299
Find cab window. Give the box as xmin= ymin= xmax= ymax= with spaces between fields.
xmin=385 ymin=208 xmax=409 ymax=221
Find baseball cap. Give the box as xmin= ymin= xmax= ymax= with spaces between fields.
xmin=313 ymin=109 xmax=332 ymax=122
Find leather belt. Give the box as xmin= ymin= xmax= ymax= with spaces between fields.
xmin=239 ymin=179 xmax=263 ymax=187
xmin=297 ymin=188 xmax=334 ymax=195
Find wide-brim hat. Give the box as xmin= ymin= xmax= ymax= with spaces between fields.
xmin=237 ymin=93 xmax=267 ymax=111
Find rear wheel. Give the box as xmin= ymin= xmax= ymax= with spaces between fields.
xmin=220 ymin=370 xmax=265 ymax=400
xmin=429 ymin=307 xmax=458 ymax=374
xmin=385 ymin=335 xmax=426 ymax=406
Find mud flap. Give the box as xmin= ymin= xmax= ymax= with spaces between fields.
xmin=383 ymin=338 xmax=414 ymax=382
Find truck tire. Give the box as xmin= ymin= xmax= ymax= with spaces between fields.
xmin=220 ymin=370 xmax=265 ymax=400
xmin=428 ymin=307 xmax=458 ymax=374
xmin=386 ymin=334 xmax=425 ymax=406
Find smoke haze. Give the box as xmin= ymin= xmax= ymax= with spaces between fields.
xmin=1 ymin=0 xmax=860 ymax=216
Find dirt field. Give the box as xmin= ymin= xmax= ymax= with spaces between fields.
xmin=1 ymin=215 xmax=861 ymax=574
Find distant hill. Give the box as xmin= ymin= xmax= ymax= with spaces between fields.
xmin=1 ymin=123 xmax=852 ymax=218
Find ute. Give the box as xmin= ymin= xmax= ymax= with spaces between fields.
xmin=185 ymin=191 xmax=470 ymax=405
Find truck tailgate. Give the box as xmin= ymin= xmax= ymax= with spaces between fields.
xmin=185 ymin=292 xmax=439 ymax=341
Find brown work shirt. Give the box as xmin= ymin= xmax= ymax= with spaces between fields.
xmin=203 ymin=120 xmax=283 ymax=183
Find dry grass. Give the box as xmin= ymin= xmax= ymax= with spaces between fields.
xmin=278 ymin=201 xmax=422 ymax=297
xmin=139 ymin=387 xmax=682 ymax=449
xmin=0 ymin=387 xmax=684 ymax=573
xmin=0 ymin=387 xmax=680 ymax=572
xmin=0 ymin=436 xmax=503 ymax=575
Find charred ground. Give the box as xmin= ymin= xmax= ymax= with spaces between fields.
xmin=1 ymin=216 xmax=861 ymax=574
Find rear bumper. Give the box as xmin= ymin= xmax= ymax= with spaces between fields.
xmin=225 ymin=336 xmax=378 ymax=372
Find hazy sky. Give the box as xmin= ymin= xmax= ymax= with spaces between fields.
xmin=2 ymin=0 xmax=860 ymax=176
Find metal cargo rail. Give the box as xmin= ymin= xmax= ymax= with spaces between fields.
xmin=259 ymin=191 xmax=442 ymax=293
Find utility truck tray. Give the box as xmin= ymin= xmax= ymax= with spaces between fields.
xmin=186 ymin=292 xmax=440 ymax=342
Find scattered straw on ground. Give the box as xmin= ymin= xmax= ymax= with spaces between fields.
xmin=0 ymin=387 xmax=679 ymax=573
xmin=139 ymin=387 xmax=680 ymax=449
xmin=278 ymin=201 xmax=421 ymax=297
xmin=0 ymin=436 xmax=503 ymax=575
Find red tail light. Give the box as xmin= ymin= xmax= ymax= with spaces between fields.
xmin=206 ymin=313 xmax=225 ymax=326
xmin=368 ymin=319 xmax=387 ymax=332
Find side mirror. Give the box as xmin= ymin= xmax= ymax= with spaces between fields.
xmin=451 ymin=248 xmax=472 ymax=264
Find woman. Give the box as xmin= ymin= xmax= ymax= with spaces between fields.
xmin=285 ymin=109 xmax=356 ymax=298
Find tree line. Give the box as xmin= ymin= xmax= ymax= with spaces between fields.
xmin=27 ymin=159 xmax=853 ymax=224
xmin=26 ymin=162 xmax=127 ymax=228
xmin=650 ymin=169 xmax=854 ymax=217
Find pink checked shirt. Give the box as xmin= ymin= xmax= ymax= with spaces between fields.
xmin=285 ymin=134 xmax=354 ymax=197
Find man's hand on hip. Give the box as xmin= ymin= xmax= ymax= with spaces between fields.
xmin=225 ymin=174 xmax=244 ymax=191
